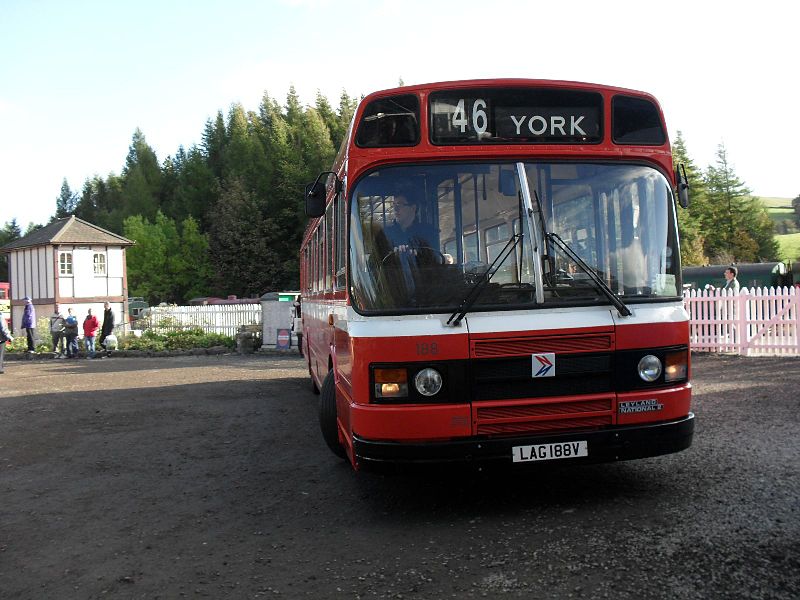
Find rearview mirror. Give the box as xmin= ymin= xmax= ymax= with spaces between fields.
xmin=675 ymin=164 xmax=690 ymax=209
xmin=304 ymin=171 xmax=342 ymax=218
xmin=305 ymin=181 xmax=326 ymax=218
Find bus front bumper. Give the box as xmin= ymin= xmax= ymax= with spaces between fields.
xmin=352 ymin=413 xmax=694 ymax=468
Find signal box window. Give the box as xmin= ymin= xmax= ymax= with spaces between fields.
xmin=612 ymin=95 xmax=666 ymax=145
xmin=93 ymin=253 xmax=107 ymax=276
xmin=355 ymin=94 xmax=420 ymax=148
xmin=59 ymin=252 xmax=73 ymax=276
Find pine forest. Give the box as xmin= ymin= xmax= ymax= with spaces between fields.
xmin=1 ymin=89 xmax=796 ymax=304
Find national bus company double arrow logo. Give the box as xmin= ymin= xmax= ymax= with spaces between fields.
xmin=531 ymin=353 xmax=556 ymax=378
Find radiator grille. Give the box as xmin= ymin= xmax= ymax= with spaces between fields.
xmin=477 ymin=415 xmax=612 ymax=435
xmin=473 ymin=334 xmax=612 ymax=358
xmin=475 ymin=397 xmax=614 ymax=436
xmin=478 ymin=398 xmax=612 ymax=420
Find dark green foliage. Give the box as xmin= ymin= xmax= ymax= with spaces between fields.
xmin=674 ymin=138 xmax=779 ymax=265
xmin=672 ymin=132 xmax=708 ymax=265
xmin=119 ymin=328 xmax=235 ymax=352
xmin=703 ymin=144 xmax=778 ymax=263
xmin=0 ymin=219 xmax=22 ymax=280
xmin=124 ymin=212 xmax=214 ymax=304
xmin=54 ymin=179 xmax=78 ymax=219
xmin=208 ymin=176 xmax=277 ymax=297
xmin=39 ymin=87 xmax=781 ymax=299
xmin=46 ymin=87 xmax=354 ymax=302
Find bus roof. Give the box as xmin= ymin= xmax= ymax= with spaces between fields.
xmin=342 ymin=78 xmax=673 ymax=180
xmin=361 ymin=78 xmax=659 ymax=102
xmin=304 ymin=79 xmax=676 ymax=244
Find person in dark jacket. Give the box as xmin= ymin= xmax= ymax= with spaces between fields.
xmin=21 ymin=296 xmax=36 ymax=352
xmin=99 ymin=302 xmax=115 ymax=351
xmin=64 ymin=308 xmax=79 ymax=358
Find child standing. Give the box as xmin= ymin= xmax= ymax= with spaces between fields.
xmin=83 ymin=309 xmax=100 ymax=358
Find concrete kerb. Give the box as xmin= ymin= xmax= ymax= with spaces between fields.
xmin=4 ymin=345 xmax=302 ymax=360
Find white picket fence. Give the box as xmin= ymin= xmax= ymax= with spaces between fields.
xmin=138 ymin=304 xmax=262 ymax=337
xmin=683 ymin=287 xmax=800 ymax=356
xmin=135 ymin=293 xmax=800 ymax=355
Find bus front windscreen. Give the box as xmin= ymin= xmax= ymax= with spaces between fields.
xmin=349 ymin=162 xmax=680 ymax=314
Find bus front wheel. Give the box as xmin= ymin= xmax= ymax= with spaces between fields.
xmin=319 ymin=371 xmax=346 ymax=459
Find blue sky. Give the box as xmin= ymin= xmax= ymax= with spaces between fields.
xmin=1 ymin=0 xmax=796 ymax=228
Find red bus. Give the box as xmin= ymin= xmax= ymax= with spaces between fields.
xmin=0 ymin=282 xmax=10 ymax=329
xmin=300 ymin=79 xmax=693 ymax=470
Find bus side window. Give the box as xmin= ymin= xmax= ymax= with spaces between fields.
xmin=335 ymin=191 xmax=346 ymax=289
xmin=325 ymin=202 xmax=334 ymax=293
xmin=315 ymin=226 xmax=323 ymax=294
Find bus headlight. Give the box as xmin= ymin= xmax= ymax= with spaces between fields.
xmin=637 ymin=355 xmax=662 ymax=382
xmin=414 ymin=368 xmax=443 ymax=396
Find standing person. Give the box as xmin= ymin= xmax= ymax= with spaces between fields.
xmin=49 ymin=304 xmax=66 ymax=357
xmin=64 ymin=308 xmax=79 ymax=358
xmin=21 ymin=296 xmax=36 ymax=353
xmin=83 ymin=308 xmax=100 ymax=359
xmin=0 ymin=316 xmax=13 ymax=374
xmin=292 ymin=297 xmax=303 ymax=357
xmin=723 ymin=266 xmax=740 ymax=294
xmin=99 ymin=302 xmax=115 ymax=353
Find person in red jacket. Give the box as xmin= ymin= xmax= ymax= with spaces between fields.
xmin=83 ymin=308 xmax=100 ymax=358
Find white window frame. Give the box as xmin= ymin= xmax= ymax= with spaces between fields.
xmin=59 ymin=252 xmax=73 ymax=276
xmin=93 ymin=252 xmax=107 ymax=276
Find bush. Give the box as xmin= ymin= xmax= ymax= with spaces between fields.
xmin=118 ymin=328 xmax=235 ymax=352
xmin=119 ymin=330 xmax=167 ymax=352
xmin=5 ymin=317 xmax=52 ymax=353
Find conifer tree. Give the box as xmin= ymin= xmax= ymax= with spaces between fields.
xmin=704 ymin=144 xmax=778 ymax=262
xmin=208 ymin=177 xmax=273 ymax=296
xmin=55 ymin=179 xmax=78 ymax=219
xmin=121 ymin=129 xmax=161 ymax=223
xmin=671 ymin=132 xmax=708 ymax=265
xmin=0 ymin=219 xmax=22 ymax=281
xmin=202 ymin=112 xmax=227 ymax=179
xmin=336 ymin=90 xmax=358 ymax=149
xmin=285 ymin=85 xmax=303 ymax=128
xmin=175 ymin=216 xmax=214 ymax=301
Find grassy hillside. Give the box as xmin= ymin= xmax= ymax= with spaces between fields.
xmin=776 ymin=232 xmax=800 ymax=263
xmin=758 ymin=196 xmax=798 ymax=242
xmin=759 ymin=196 xmax=793 ymax=208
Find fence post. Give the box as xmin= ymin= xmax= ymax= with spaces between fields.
xmin=737 ymin=288 xmax=748 ymax=356
xmin=794 ymin=287 xmax=800 ymax=354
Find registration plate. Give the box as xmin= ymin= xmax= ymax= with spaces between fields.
xmin=512 ymin=441 xmax=588 ymax=463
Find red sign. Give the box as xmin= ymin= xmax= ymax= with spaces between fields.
xmin=276 ymin=328 xmax=291 ymax=350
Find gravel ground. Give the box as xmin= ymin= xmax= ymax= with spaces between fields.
xmin=0 ymin=352 xmax=797 ymax=599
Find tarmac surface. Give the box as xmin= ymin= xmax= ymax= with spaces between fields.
xmin=0 ymin=352 xmax=797 ymax=599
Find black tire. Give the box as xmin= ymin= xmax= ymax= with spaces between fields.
xmin=319 ymin=370 xmax=346 ymax=459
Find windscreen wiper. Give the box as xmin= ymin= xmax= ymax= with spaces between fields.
xmin=447 ymin=234 xmax=522 ymax=327
xmin=546 ymin=232 xmax=631 ymax=317
xmin=363 ymin=111 xmax=416 ymax=121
